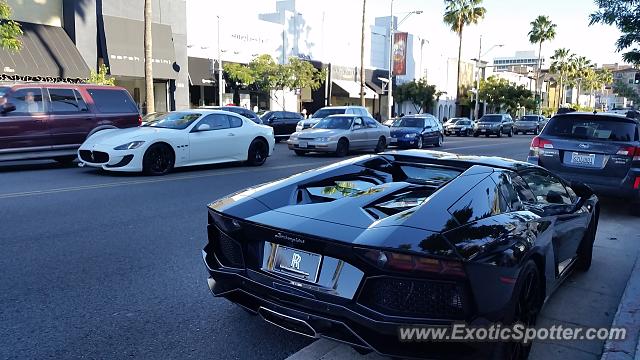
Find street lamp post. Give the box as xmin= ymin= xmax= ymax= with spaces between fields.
xmin=473 ymin=37 xmax=503 ymax=120
xmin=387 ymin=1 xmax=422 ymax=120
xmin=217 ymin=16 xmax=224 ymax=106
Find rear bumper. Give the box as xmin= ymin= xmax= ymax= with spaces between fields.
xmin=203 ymin=249 xmax=498 ymax=359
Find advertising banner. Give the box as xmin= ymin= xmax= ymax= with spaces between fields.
xmin=393 ymin=32 xmax=408 ymax=76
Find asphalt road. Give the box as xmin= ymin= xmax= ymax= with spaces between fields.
xmin=0 ymin=134 xmax=582 ymax=360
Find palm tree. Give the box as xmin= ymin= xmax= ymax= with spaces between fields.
xmin=360 ymin=0 xmax=367 ymax=107
xmin=443 ymin=0 xmax=487 ymax=116
xmin=144 ymin=0 xmax=155 ymax=114
xmin=550 ymin=48 xmax=574 ymax=108
xmin=528 ymin=16 xmax=556 ymax=103
xmin=568 ymin=56 xmax=591 ymax=106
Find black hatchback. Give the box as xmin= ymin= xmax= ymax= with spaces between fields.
xmin=528 ymin=112 xmax=640 ymax=214
xmin=260 ymin=111 xmax=303 ymax=141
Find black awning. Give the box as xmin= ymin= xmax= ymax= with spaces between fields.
xmin=188 ymin=57 xmax=214 ymax=86
xmin=0 ymin=22 xmax=90 ymax=80
xmin=102 ymin=16 xmax=177 ymax=79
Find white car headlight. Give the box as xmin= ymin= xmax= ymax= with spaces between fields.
xmin=316 ymin=137 xmax=333 ymax=142
xmin=404 ymin=133 xmax=416 ymax=138
xmin=114 ymin=141 xmax=145 ymax=150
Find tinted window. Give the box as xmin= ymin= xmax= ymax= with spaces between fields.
xmin=364 ymin=118 xmax=378 ymax=128
xmin=260 ymin=111 xmax=274 ymax=121
xmin=493 ymin=172 xmax=525 ymax=211
xmin=448 ymin=177 xmax=503 ymax=225
xmin=543 ymin=115 xmax=637 ymax=142
xmin=198 ymin=114 xmax=230 ymax=130
xmin=520 ymin=170 xmax=573 ymax=205
xmin=311 ymin=108 xmax=346 ymax=118
xmin=49 ymin=88 xmax=88 ymax=113
xmin=392 ymin=117 xmax=425 ymax=128
xmin=511 ymin=174 xmax=537 ymax=203
xmin=480 ymin=115 xmax=502 ymax=122
xmin=8 ymin=88 xmax=44 ymax=114
xmin=87 ymin=89 xmax=138 ymax=113
xmin=228 ymin=115 xmax=242 ymax=128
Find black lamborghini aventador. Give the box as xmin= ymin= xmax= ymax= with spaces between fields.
xmin=202 ymin=150 xmax=599 ymax=359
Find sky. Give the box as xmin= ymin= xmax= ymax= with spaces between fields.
xmin=213 ymin=0 xmax=625 ymax=66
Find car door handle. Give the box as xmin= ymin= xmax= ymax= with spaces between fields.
xmin=227 ymin=133 xmax=235 ymax=137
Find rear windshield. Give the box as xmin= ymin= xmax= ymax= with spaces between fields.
xmin=312 ymin=108 xmax=346 ymax=118
xmin=480 ymin=115 xmax=502 ymax=122
xmin=544 ymin=116 xmax=638 ymax=142
xmin=87 ymin=89 xmax=139 ymax=114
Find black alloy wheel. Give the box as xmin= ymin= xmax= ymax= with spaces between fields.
xmin=374 ymin=137 xmax=387 ymax=153
xmin=335 ymin=138 xmax=349 ymax=157
xmin=143 ymin=143 xmax=175 ymax=176
xmin=503 ymin=260 xmax=542 ymax=360
xmin=247 ymin=139 xmax=269 ymax=166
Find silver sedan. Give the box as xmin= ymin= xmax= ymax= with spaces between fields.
xmin=287 ymin=115 xmax=390 ymax=157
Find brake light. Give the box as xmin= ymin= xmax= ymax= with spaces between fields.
xmin=530 ymin=136 xmax=553 ymax=157
xmin=138 ymin=115 xmax=143 ymax=126
xmin=617 ymin=146 xmax=640 ymax=161
xmin=357 ymin=248 xmax=466 ymax=278
xmin=634 ymin=177 xmax=640 ymax=190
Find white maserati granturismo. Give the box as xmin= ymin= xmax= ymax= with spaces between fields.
xmin=78 ymin=109 xmax=275 ymax=175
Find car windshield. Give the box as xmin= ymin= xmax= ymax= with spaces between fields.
xmin=312 ymin=108 xmax=346 ymax=118
xmin=453 ymin=119 xmax=468 ymax=124
xmin=313 ymin=116 xmax=353 ymax=129
xmin=144 ymin=112 xmax=202 ymax=130
xmin=519 ymin=116 xmax=538 ymax=122
xmin=481 ymin=115 xmax=503 ymax=122
xmin=544 ymin=116 xmax=638 ymax=141
xmin=392 ymin=117 xmax=425 ymax=128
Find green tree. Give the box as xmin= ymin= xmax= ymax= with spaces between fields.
xmin=590 ymin=0 xmax=640 ymax=65
xmin=395 ymin=79 xmax=438 ymax=113
xmin=567 ymin=56 xmax=592 ymax=106
xmin=0 ymin=0 xmax=22 ymax=51
xmin=528 ymin=15 xmax=557 ymax=98
xmin=443 ymin=0 xmax=486 ymax=115
xmin=87 ymin=64 xmax=115 ymax=86
xmin=225 ymin=54 xmax=326 ymax=108
xmin=613 ymin=80 xmax=640 ymax=104
xmin=478 ymin=76 xmax=534 ymax=115
xmin=550 ymin=48 xmax=575 ymax=108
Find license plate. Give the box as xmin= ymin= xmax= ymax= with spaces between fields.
xmin=389 ymin=138 xmax=397 ymax=143
xmin=571 ymin=152 xmax=596 ymax=166
xmin=272 ymin=245 xmax=322 ymax=283
xmin=299 ymin=141 xmax=308 ymax=148
xmin=480 ymin=129 xmax=486 ymax=133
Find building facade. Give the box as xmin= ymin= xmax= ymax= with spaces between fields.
xmin=2 ymin=0 xmax=189 ymax=113
xmin=493 ymin=51 xmax=543 ymax=74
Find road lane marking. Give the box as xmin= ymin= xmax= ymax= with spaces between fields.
xmin=0 ymin=162 xmax=326 ymax=200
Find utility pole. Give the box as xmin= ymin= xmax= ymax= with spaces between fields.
xmin=473 ymin=36 xmax=482 ymax=121
xmin=387 ymin=0 xmax=394 ymax=120
xmin=217 ymin=16 xmax=224 ymax=106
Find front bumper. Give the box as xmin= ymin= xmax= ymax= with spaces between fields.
xmin=287 ymin=139 xmax=338 ymax=152
xmin=474 ymin=127 xmax=501 ymax=135
xmin=445 ymin=128 xmax=469 ymax=135
xmin=77 ymin=145 xmax=144 ymax=172
xmin=203 ymin=251 xmax=495 ymax=359
xmin=389 ymin=136 xmax=419 ymax=147
xmin=514 ymin=126 xmax=537 ymax=132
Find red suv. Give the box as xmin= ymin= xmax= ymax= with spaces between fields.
xmin=0 ymin=84 xmax=141 ymax=164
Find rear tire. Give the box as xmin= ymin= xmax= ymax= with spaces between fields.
xmin=508 ymin=128 xmax=513 ymax=137
xmin=335 ymin=138 xmax=349 ymax=157
xmin=143 ymin=143 xmax=175 ymax=176
xmin=415 ymin=136 xmax=423 ymax=149
xmin=374 ymin=137 xmax=387 ymax=153
xmin=247 ymin=138 xmax=269 ymax=166
xmin=497 ymin=128 xmax=503 ymax=138
xmin=473 ymin=132 xmax=479 ymax=138
xmin=435 ymin=135 xmax=444 ymax=147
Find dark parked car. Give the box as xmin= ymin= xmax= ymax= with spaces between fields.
xmin=528 ymin=112 xmax=640 ymax=214
xmin=203 ymin=150 xmax=599 ymax=359
xmin=200 ymin=106 xmax=262 ymax=124
xmin=444 ymin=117 xmax=474 ymax=136
xmin=389 ymin=114 xmax=444 ymax=148
xmin=474 ymin=114 xmax=514 ymax=137
xmin=514 ymin=115 xmax=546 ymax=135
xmin=0 ymin=84 xmax=141 ymax=163
xmin=260 ymin=111 xmax=303 ymax=141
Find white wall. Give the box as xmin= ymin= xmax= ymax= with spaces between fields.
xmin=8 ymin=0 xmax=63 ymax=26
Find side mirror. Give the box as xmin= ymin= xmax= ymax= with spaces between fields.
xmin=1 ymin=102 xmax=16 ymax=114
xmin=196 ymin=123 xmax=211 ymax=132
xmin=546 ymin=191 xmax=564 ymax=205
xmin=570 ymin=181 xmax=594 ymax=199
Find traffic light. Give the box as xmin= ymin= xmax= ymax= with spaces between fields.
xmin=635 ymin=73 xmax=640 ymax=84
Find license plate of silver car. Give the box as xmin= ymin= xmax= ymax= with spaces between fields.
xmin=571 ymin=152 xmax=596 ymax=166
xmin=271 ymin=245 xmax=322 ymax=283
xmin=299 ymin=141 xmax=308 ymax=148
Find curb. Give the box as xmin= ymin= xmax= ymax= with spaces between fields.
xmin=601 ymin=254 xmax=640 ymax=360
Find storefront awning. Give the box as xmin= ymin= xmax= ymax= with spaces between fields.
xmin=102 ymin=16 xmax=177 ymax=79
xmin=332 ymin=80 xmax=377 ymax=99
xmin=0 ymin=22 xmax=90 ymax=80
xmin=188 ymin=57 xmax=215 ymax=86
